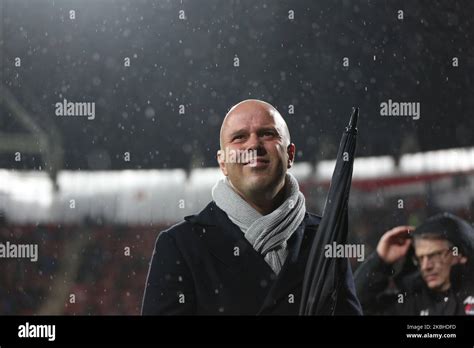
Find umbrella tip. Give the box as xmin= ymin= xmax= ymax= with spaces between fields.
xmin=348 ymin=107 xmax=359 ymax=131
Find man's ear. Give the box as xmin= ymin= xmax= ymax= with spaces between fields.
xmin=287 ymin=143 xmax=296 ymax=169
xmin=217 ymin=149 xmax=228 ymax=176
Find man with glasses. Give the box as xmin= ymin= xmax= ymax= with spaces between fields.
xmin=354 ymin=213 xmax=474 ymax=315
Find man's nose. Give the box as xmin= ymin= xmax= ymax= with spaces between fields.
xmin=420 ymin=257 xmax=433 ymax=271
xmin=246 ymin=133 xmax=263 ymax=150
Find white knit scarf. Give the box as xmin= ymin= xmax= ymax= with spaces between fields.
xmin=211 ymin=173 xmax=306 ymax=274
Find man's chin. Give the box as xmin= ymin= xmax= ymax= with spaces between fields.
xmin=425 ymin=278 xmax=444 ymax=291
xmin=243 ymin=177 xmax=272 ymax=191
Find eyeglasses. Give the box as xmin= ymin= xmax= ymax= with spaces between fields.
xmin=412 ymin=248 xmax=452 ymax=267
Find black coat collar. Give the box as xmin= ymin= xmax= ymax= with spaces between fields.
xmin=185 ymin=201 xmax=321 ymax=314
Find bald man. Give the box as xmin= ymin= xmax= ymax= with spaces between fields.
xmin=142 ymin=100 xmax=362 ymax=315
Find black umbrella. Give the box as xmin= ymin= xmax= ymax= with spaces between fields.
xmin=299 ymin=107 xmax=359 ymax=315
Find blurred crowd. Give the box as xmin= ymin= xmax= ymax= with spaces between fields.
xmin=0 ymin=192 xmax=472 ymax=315
xmin=0 ymin=223 xmax=157 ymax=315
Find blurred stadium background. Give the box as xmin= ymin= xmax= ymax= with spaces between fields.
xmin=1 ymin=0 xmax=473 ymax=314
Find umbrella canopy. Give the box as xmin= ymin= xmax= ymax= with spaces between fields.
xmin=299 ymin=107 xmax=359 ymax=315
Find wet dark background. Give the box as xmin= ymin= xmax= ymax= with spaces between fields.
xmin=1 ymin=0 xmax=473 ymax=315
xmin=3 ymin=0 xmax=473 ymax=172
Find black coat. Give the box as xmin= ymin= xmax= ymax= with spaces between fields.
xmin=142 ymin=201 xmax=362 ymax=315
xmin=354 ymin=251 xmax=474 ymax=315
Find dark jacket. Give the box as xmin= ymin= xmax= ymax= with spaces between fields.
xmin=354 ymin=251 xmax=474 ymax=315
xmin=142 ymin=201 xmax=362 ymax=315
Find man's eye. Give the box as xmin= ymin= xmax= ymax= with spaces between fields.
xmin=263 ymin=131 xmax=275 ymax=137
xmin=233 ymin=135 xmax=244 ymax=140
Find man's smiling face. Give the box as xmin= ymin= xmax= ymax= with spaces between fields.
xmin=218 ymin=100 xmax=295 ymax=202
